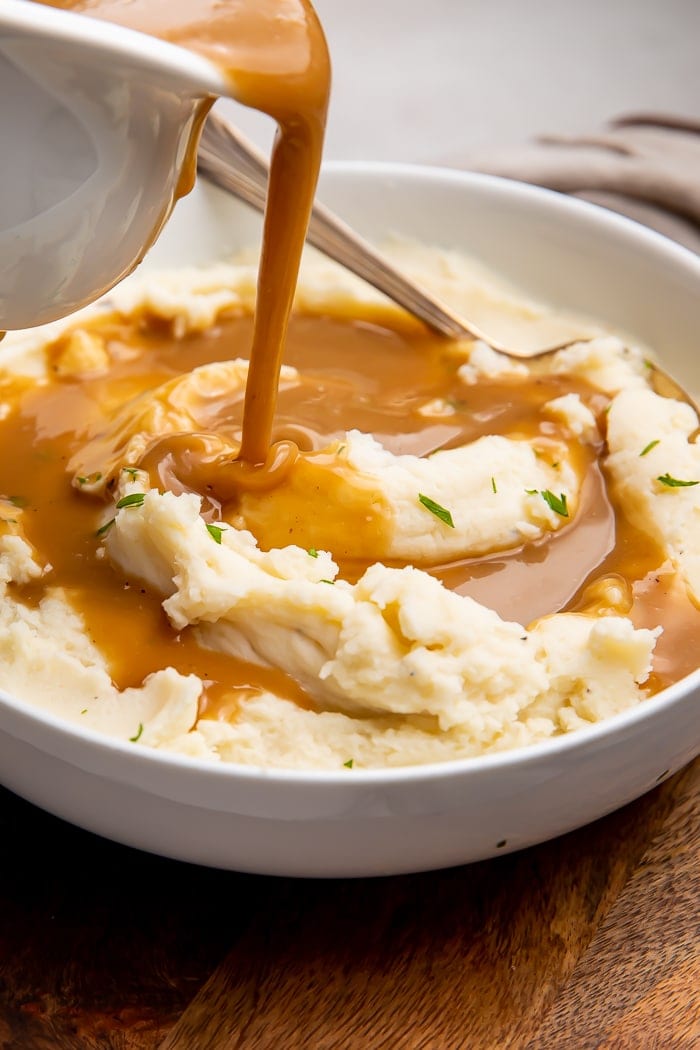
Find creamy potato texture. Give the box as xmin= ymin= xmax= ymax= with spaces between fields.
xmin=0 ymin=250 xmax=698 ymax=769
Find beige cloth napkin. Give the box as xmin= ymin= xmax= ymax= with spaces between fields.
xmin=462 ymin=114 xmax=700 ymax=253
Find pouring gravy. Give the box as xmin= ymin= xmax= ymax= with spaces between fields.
xmin=41 ymin=0 xmax=331 ymax=469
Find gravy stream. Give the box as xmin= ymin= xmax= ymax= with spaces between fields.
xmin=29 ymin=0 xmax=330 ymax=711
xmin=41 ymin=0 xmax=331 ymax=470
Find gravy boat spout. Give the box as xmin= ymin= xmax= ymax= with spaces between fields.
xmin=0 ymin=0 xmax=227 ymax=330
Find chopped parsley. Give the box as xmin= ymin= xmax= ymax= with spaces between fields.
xmin=491 ymin=476 xmax=497 ymax=494
xmin=320 ymin=578 xmax=335 ymax=585
xmin=206 ymin=523 xmax=225 ymax=544
xmin=640 ymin=439 xmax=660 ymax=457
xmin=95 ymin=517 xmax=115 ymax=538
xmin=525 ymin=488 xmax=569 ymax=517
xmin=77 ymin=471 xmax=103 ymax=486
xmin=343 ymin=758 xmax=354 ymax=769
xmin=657 ymin=473 xmax=699 ymax=488
xmin=541 ymin=490 xmax=569 ymax=517
xmin=307 ymin=547 xmax=319 ymax=558
xmin=116 ymin=493 xmax=145 ymax=509
xmin=418 ymin=493 xmax=455 ymax=528
xmin=122 ymin=467 xmax=139 ymax=478
xmin=129 ymin=723 xmax=144 ymax=743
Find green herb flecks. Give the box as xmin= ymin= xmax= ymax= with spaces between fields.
xmin=657 ymin=473 xmax=699 ymax=488
xmin=77 ymin=471 xmax=103 ymax=486
xmin=206 ymin=523 xmax=225 ymax=544
xmin=525 ymin=488 xmax=568 ymax=517
xmin=541 ymin=490 xmax=569 ymax=517
xmin=96 ymin=517 xmax=115 ymax=538
xmin=116 ymin=492 xmax=146 ymax=509
xmin=308 ymin=547 xmax=319 ymax=558
xmin=418 ymin=493 xmax=455 ymax=528
xmin=129 ymin=723 xmax=144 ymax=743
xmin=640 ymin=439 xmax=660 ymax=457
xmin=491 ymin=476 xmax=497 ymax=494
xmin=343 ymin=759 xmax=354 ymax=769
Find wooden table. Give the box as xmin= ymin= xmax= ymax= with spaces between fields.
xmin=0 ymin=756 xmax=698 ymax=1049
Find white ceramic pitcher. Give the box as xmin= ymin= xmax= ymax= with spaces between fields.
xmin=0 ymin=0 xmax=226 ymax=329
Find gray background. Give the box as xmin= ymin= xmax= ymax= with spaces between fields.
xmin=222 ymin=0 xmax=700 ymax=163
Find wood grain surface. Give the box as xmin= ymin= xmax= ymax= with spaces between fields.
xmin=0 ymin=757 xmax=697 ymax=1049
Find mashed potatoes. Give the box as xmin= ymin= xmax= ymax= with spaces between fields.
xmin=0 ymin=250 xmax=697 ymax=769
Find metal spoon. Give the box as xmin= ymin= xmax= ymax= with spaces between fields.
xmin=197 ymin=111 xmax=698 ymax=411
xmin=197 ymin=110 xmax=585 ymax=357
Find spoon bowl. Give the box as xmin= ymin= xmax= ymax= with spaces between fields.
xmin=0 ymin=0 xmax=226 ymax=330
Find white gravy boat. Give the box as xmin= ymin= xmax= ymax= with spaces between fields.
xmin=0 ymin=0 xmax=227 ymax=329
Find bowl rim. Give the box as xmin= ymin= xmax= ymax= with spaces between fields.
xmin=0 ymin=160 xmax=698 ymax=788
xmin=0 ymin=664 xmax=698 ymax=787
xmin=318 ymin=159 xmax=700 ymax=278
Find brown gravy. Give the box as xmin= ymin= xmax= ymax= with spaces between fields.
xmin=3 ymin=307 xmax=698 ymax=707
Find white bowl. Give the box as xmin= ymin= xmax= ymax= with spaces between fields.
xmin=1 ymin=166 xmax=698 ymax=877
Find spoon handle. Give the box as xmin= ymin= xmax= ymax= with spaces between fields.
xmin=196 ymin=111 xmax=699 ymax=414
xmin=197 ymin=111 xmax=484 ymax=343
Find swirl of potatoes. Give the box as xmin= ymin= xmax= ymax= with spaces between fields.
xmin=69 ymin=356 xmax=582 ymax=564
